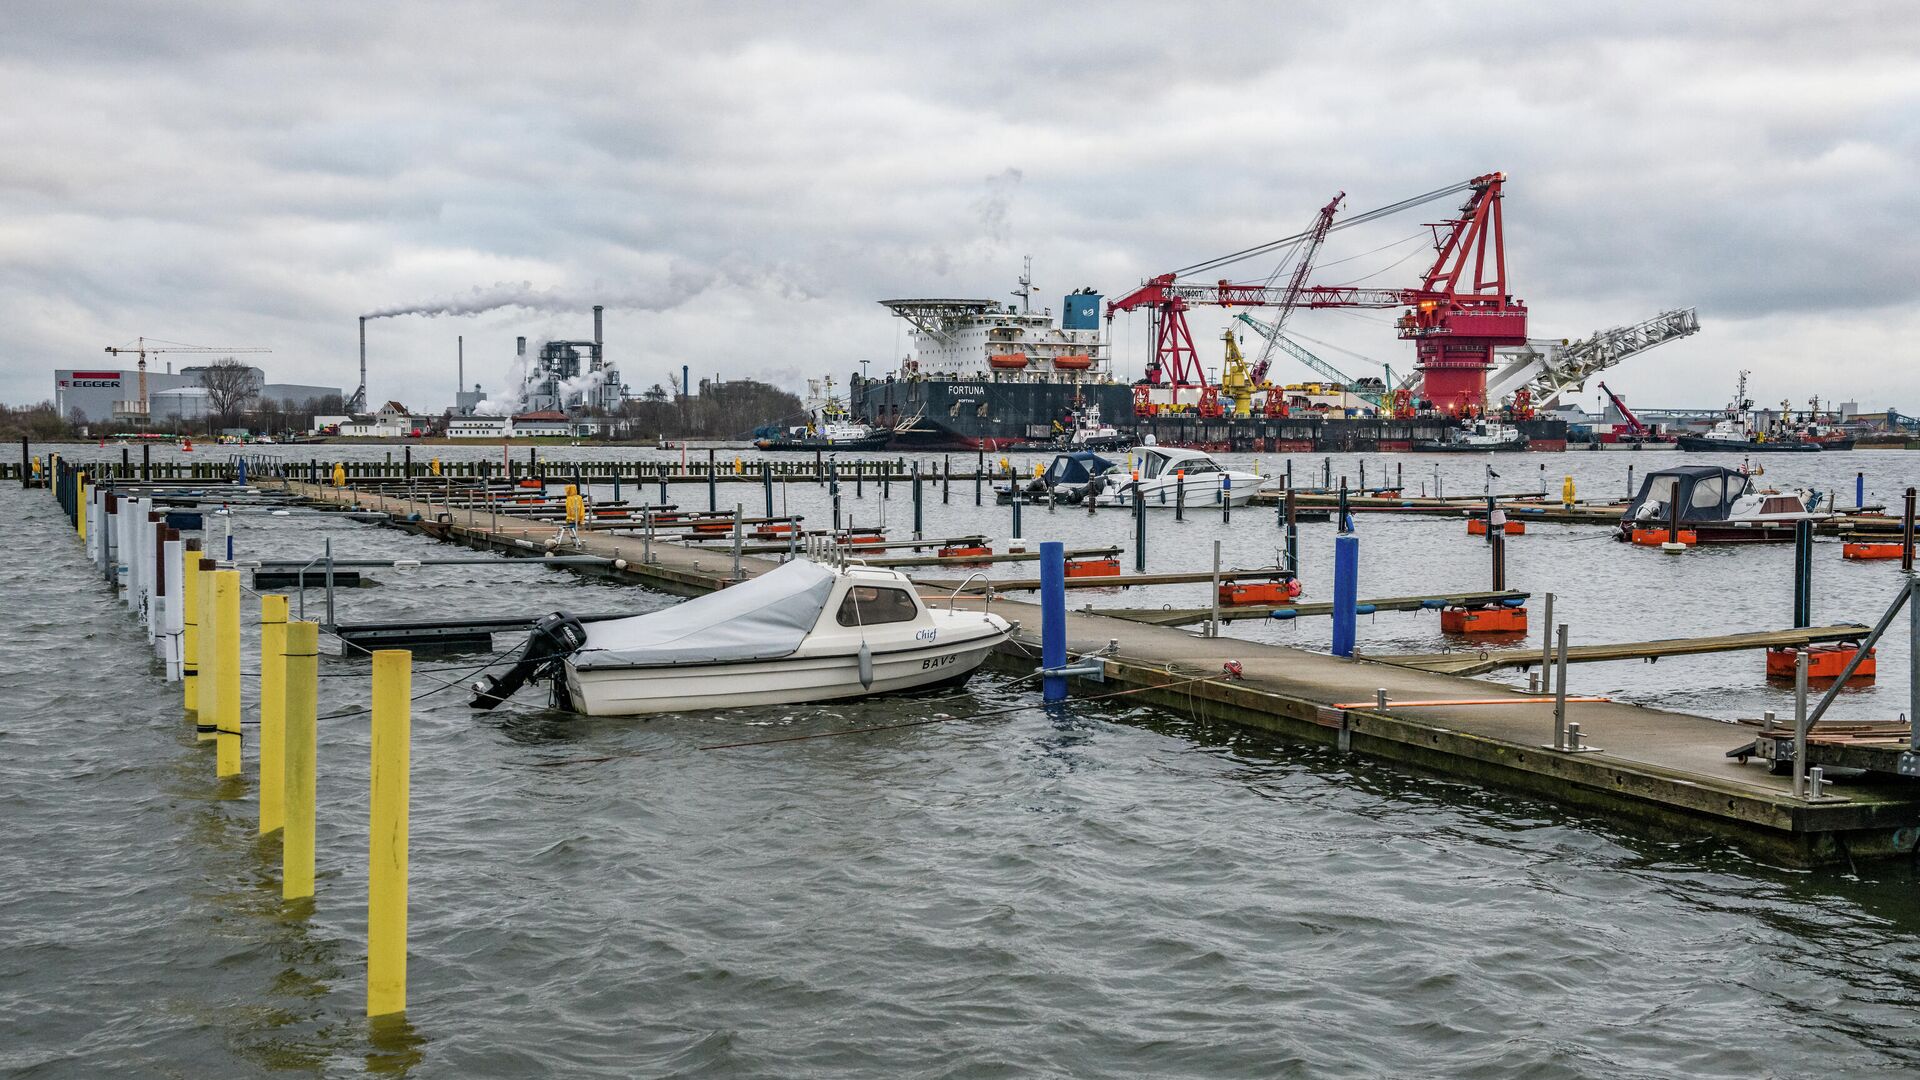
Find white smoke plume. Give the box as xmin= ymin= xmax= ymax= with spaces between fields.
xmin=472 ymin=339 xmax=541 ymax=416
xmin=361 ymin=258 xmax=816 ymax=321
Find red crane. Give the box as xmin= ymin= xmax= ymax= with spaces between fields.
xmin=1596 ymin=380 xmax=1646 ymax=436
xmin=1106 ymin=173 xmax=1525 ymax=416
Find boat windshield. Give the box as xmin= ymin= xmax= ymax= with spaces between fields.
xmin=1628 ymin=476 xmax=1681 ymax=521
xmin=837 ymin=585 xmax=920 ymax=627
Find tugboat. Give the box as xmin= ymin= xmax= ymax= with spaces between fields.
xmin=1413 ymin=418 xmax=1529 ymax=452
xmin=754 ymin=376 xmax=891 ymax=451
xmin=1676 ymin=373 xmax=1821 ymax=453
xmin=1615 ymin=464 xmax=1831 ymax=544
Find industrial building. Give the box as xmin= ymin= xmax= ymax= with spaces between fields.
xmin=54 ymin=367 xmax=341 ymax=426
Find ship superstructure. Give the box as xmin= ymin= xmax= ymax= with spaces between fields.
xmin=853 ymin=289 xmax=1135 ymax=449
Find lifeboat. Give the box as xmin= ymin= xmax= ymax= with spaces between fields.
xmin=1052 ymin=354 xmax=1092 ymax=370
xmin=988 ymin=353 xmax=1029 ymax=370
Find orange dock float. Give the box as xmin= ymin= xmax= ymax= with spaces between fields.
xmin=1440 ymin=606 xmax=1529 ymax=634
xmin=1631 ymin=527 xmax=1697 ymax=546
xmin=937 ymin=544 xmax=993 ymax=559
xmin=1064 ymin=556 xmax=1121 ymax=578
xmin=1219 ymin=580 xmax=1302 ymax=606
xmin=1842 ymin=542 xmax=1906 ymax=560
xmin=1767 ymin=643 xmax=1875 ymax=681
xmin=1467 ymin=518 xmax=1525 ymax=536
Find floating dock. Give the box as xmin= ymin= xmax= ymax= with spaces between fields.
xmin=44 ymin=456 xmax=1920 ymax=867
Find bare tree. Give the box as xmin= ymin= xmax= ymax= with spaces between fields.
xmin=198 ymin=357 xmax=259 ymax=431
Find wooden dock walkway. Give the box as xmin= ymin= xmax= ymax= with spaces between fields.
xmin=254 ymin=475 xmax=1920 ymax=866
xmin=1368 ymin=624 xmax=1872 ymax=676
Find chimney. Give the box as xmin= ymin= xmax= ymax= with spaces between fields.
xmin=358 ymin=316 xmax=367 ymax=403
xmin=457 ymin=335 xmax=464 ymax=398
xmin=592 ymin=305 xmax=604 ymax=372
xmin=516 ymin=336 xmax=526 ymax=357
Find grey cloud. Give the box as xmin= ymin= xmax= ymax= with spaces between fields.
xmin=2 ymin=1 xmax=1918 ymax=414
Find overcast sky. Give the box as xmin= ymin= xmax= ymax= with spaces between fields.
xmin=4 ymin=2 xmax=1917 ymax=415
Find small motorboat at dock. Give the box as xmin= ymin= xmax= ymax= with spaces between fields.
xmin=471 ymin=559 xmax=1011 ymax=716
xmin=1091 ymin=447 xmax=1266 ymax=508
xmin=1615 ymin=464 xmax=1831 ymax=544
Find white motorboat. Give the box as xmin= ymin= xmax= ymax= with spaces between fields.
xmin=1092 ymin=446 xmax=1266 ymax=508
xmin=470 ymin=559 xmax=1012 ymax=716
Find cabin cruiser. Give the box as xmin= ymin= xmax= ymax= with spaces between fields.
xmin=470 ymin=559 xmax=1011 ymax=716
xmin=997 ymin=451 xmax=1121 ymax=504
xmin=1091 ymin=446 xmax=1267 ymax=508
xmin=1414 ymin=420 xmax=1528 ymax=452
xmin=1674 ymin=417 xmax=1820 ymax=453
xmin=1615 ymin=465 xmax=1830 ymax=544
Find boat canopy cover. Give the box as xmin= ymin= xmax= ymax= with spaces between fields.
xmin=1044 ymin=452 xmax=1117 ymax=485
xmin=571 ymin=559 xmax=838 ymax=670
xmin=1623 ymin=465 xmax=1753 ymax=523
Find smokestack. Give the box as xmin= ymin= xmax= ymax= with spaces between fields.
xmin=358 ymin=316 xmax=367 ymax=406
xmin=517 ymin=336 xmax=526 ymax=357
xmin=457 ymin=335 xmax=464 ymax=397
xmin=683 ymin=364 xmax=690 ymax=401
xmin=593 ymin=305 xmax=604 ymax=372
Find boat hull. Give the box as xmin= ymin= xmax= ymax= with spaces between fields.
xmin=755 ymin=434 xmax=891 ymax=452
xmin=564 ymin=627 xmax=1005 ymax=716
xmin=1675 ymin=435 xmax=1821 ymax=453
xmin=1411 ymin=439 xmax=1529 ymax=453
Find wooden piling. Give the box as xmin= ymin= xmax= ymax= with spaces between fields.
xmin=367 ymin=649 xmax=411 ymax=1018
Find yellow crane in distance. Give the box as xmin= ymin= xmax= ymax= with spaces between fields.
xmin=103 ymin=338 xmax=271 ymax=420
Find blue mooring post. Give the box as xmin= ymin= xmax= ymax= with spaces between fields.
xmin=1332 ymin=534 xmax=1359 ymax=657
xmin=762 ymin=462 xmax=773 ymax=519
xmin=236 ymin=457 xmax=247 ymax=486
xmin=1041 ymin=540 xmax=1067 ymax=703
xmin=1221 ymin=474 xmax=1231 ymax=523
xmin=707 ymin=449 xmax=717 ymax=512
xmin=1857 ymin=471 xmax=1865 ymax=511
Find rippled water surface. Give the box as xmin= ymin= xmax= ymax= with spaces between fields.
xmin=7 ymin=447 xmax=1920 ymax=1077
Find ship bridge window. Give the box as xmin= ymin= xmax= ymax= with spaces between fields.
xmin=1689 ymin=475 xmax=1725 ymax=511
xmin=837 ymin=585 xmax=920 ymax=627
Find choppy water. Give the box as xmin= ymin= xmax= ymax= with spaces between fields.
xmin=8 ymin=446 xmax=1920 ymax=1077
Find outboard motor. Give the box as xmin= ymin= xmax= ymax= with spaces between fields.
xmin=470 ymin=611 xmax=588 ymax=710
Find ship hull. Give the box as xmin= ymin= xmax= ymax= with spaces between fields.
xmin=853 ymin=376 xmax=1136 ymax=450
xmin=850 ymin=376 xmax=1571 ymax=452
xmin=1675 ymin=435 xmax=1822 ymax=453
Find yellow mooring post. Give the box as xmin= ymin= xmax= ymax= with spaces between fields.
xmin=367 ymin=649 xmax=412 ymax=1017
xmin=332 ymin=462 xmax=347 ymax=488
xmin=429 ymin=457 xmax=441 ymax=476
xmin=192 ymin=557 xmax=216 ymax=735
xmin=258 ymin=594 xmax=289 ymax=835
xmin=76 ymin=473 xmax=87 ymax=540
xmin=282 ymin=621 xmax=319 ymax=901
xmin=212 ymin=570 xmax=243 ymax=778
xmin=182 ymin=547 xmax=202 ymax=714
xmin=1562 ymin=475 xmax=1576 ymax=511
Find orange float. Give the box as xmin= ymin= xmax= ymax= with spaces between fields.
xmin=1218 ymin=580 xmax=1303 ymax=606
xmin=1467 ymin=519 xmax=1526 ymax=536
xmin=938 ymin=544 xmax=993 ymax=559
xmin=1767 ymin=643 xmax=1875 ymax=680
xmin=1064 ymin=557 xmax=1121 ymax=578
xmin=1441 ymin=606 xmax=1529 ymax=634
xmin=1842 ymin=542 xmax=1906 ymax=560
xmin=1631 ymin=527 xmax=1697 ymax=546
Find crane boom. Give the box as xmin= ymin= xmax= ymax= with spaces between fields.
xmin=1596 ymin=381 xmax=1646 ymax=435
xmin=1235 ymin=312 xmax=1389 ymax=410
xmin=1483 ymin=308 xmax=1700 ymax=407
xmin=1250 ymin=192 xmax=1343 ymax=384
